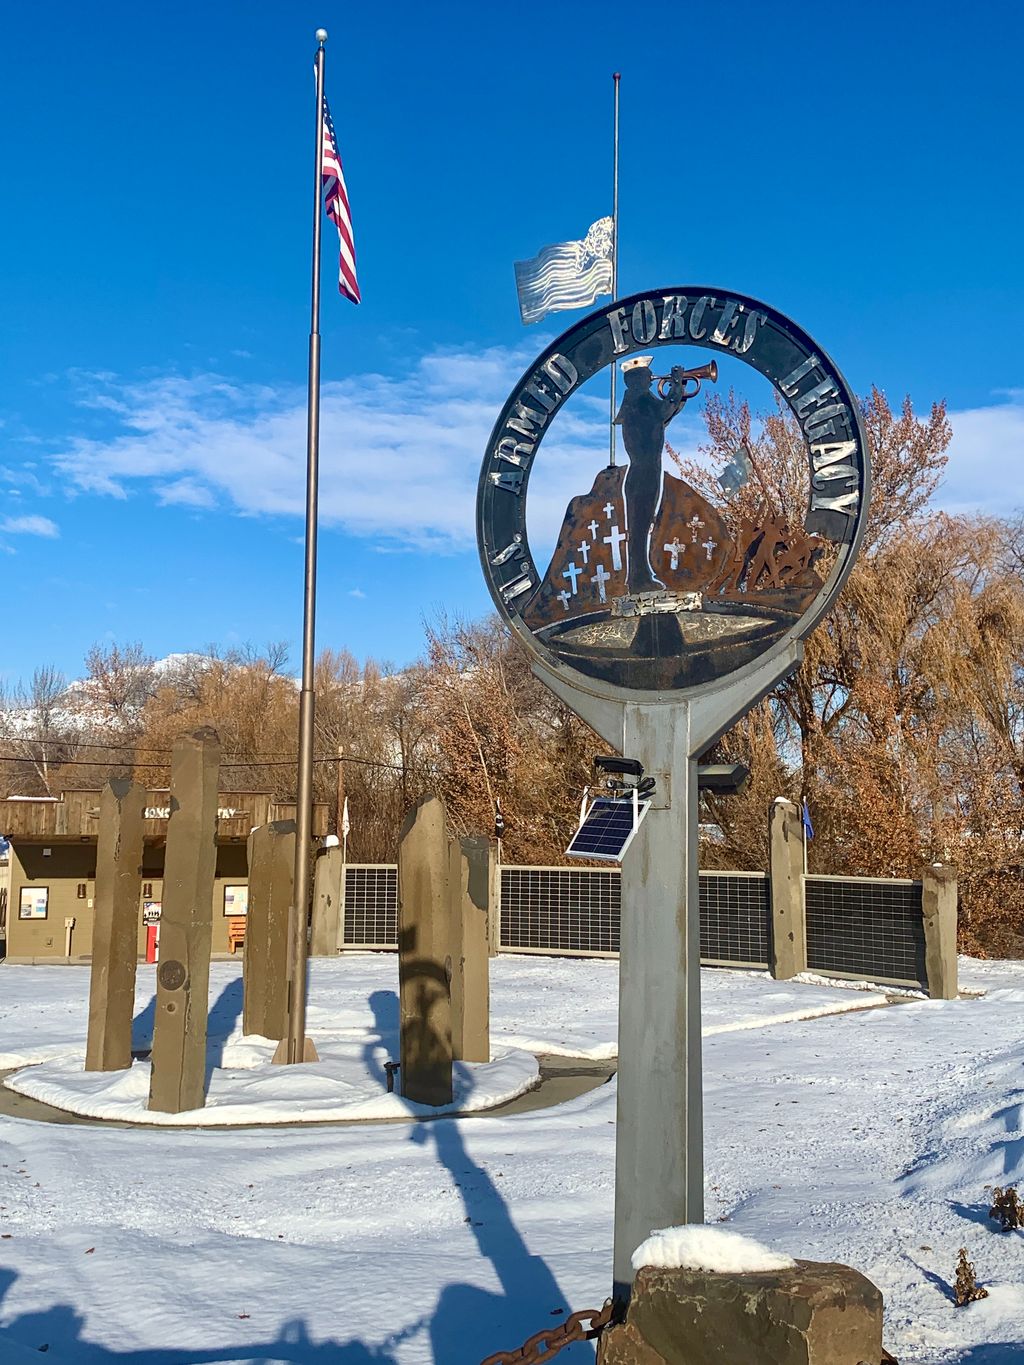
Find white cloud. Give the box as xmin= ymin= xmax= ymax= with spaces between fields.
xmin=0 ymin=514 xmax=59 ymax=538
xmin=48 ymin=344 xmax=622 ymax=553
xmin=49 ymin=353 xmax=532 ymax=550
xmin=942 ymin=391 xmax=1024 ymax=515
xmin=155 ymin=478 xmax=217 ymax=509
xmin=47 ymin=351 xmax=1024 ymax=559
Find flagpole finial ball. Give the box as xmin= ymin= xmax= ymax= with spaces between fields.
xmin=315 ymin=28 xmax=328 ymax=43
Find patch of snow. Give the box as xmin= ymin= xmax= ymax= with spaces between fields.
xmin=2 ymin=955 xmax=1024 ymax=1362
xmin=0 ymin=1326 xmax=72 ymax=1362
xmin=5 ymin=1039 xmax=538 ymax=1126
xmin=632 ymin=1224 xmax=797 ymax=1273
xmin=794 ymin=970 xmax=926 ymax=999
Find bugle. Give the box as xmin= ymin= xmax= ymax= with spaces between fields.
xmin=655 ymin=359 xmax=719 ymax=400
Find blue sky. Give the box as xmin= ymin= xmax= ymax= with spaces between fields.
xmin=1 ymin=0 xmax=1022 ymax=684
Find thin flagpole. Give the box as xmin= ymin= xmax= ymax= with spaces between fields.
xmin=609 ymin=72 xmax=620 ymax=468
xmin=285 ymin=27 xmax=329 ymax=1065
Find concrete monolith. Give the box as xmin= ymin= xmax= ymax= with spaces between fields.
xmin=243 ymin=819 xmax=295 ymax=1040
xmin=85 ymin=778 xmax=146 ymax=1072
xmin=148 ymin=728 xmax=219 ymax=1114
xmin=449 ymin=834 xmax=492 ymax=1063
xmin=397 ymin=795 xmax=453 ymax=1106
xmin=769 ymin=797 xmax=807 ymax=980
xmin=310 ymin=844 xmax=343 ymax=956
xmin=922 ymin=862 xmax=958 ymax=1000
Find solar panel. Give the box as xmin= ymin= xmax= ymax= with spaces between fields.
xmin=565 ymin=796 xmax=650 ymax=863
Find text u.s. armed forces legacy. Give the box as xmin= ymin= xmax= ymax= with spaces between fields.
xmin=487 ymin=292 xmax=860 ymax=523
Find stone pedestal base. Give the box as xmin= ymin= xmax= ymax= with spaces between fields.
xmin=598 ymin=1261 xmax=884 ymax=1365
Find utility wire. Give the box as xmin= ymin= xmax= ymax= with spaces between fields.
xmin=0 ymin=735 xmax=169 ymax=754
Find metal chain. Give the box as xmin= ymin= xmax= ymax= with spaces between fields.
xmin=480 ymin=1301 xmax=614 ymax=1365
xmin=481 ymin=1302 xmax=895 ymax=1365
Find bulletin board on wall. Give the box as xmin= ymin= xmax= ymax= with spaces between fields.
xmin=223 ymin=885 xmax=248 ymax=916
xmin=19 ymin=885 xmax=49 ymax=919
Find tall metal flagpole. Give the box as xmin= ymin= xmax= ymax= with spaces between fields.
xmin=284 ymin=27 xmax=329 ymax=1065
xmin=609 ymin=72 xmax=620 ymax=468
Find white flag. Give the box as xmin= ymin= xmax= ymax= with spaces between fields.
xmin=341 ymin=796 xmax=350 ymax=839
xmin=579 ymin=786 xmax=590 ymax=826
xmin=514 ymin=217 xmax=614 ymax=326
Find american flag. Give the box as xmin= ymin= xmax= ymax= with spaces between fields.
xmin=322 ymin=95 xmax=360 ymax=303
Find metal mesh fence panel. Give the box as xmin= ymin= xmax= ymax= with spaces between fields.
xmin=804 ymin=875 xmax=927 ymax=987
xmin=700 ymin=873 xmax=770 ymax=966
xmin=500 ymin=866 xmax=621 ymax=954
xmin=499 ymin=867 xmax=770 ymax=963
xmin=339 ymin=864 xmax=927 ymax=987
xmin=343 ymin=864 xmax=398 ymax=948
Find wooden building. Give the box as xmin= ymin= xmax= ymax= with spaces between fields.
xmin=0 ymin=790 xmax=328 ymax=963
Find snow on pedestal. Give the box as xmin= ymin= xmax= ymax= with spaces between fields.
xmin=632 ymin=1224 xmax=797 ymax=1274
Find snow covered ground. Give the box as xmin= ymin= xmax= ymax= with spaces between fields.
xmin=0 ymin=953 xmax=1022 ymax=1363
xmin=5 ymin=1041 xmax=540 ymax=1127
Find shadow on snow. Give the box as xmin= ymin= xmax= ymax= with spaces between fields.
xmin=1 ymin=988 xmax=593 ymax=1363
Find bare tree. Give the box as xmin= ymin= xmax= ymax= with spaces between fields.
xmin=0 ymin=665 xmax=82 ymax=795
xmin=82 ymin=642 xmax=158 ymax=736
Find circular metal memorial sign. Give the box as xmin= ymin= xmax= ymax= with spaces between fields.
xmin=158 ymin=958 xmax=187 ymax=992
xmin=476 ymin=287 xmax=870 ymax=696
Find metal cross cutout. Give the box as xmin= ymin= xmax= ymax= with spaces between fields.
xmin=663 ymin=539 xmax=685 ymax=570
xmin=563 ymin=562 xmax=583 ymax=594
xmin=603 ymin=525 xmax=626 ymax=572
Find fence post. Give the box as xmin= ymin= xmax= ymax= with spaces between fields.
xmin=309 ymin=843 xmax=343 ymax=956
xmin=921 ymin=863 xmax=958 ymax=1000
xmin=86 ymin=777 xmax=147 ymax=1072
xmin=769 ymin=798 xmax=807 ymax=980
xmin=148 ymin=729 xmax=219 ymax=1114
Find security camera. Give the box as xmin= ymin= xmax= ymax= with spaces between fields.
xmin=593 ymin=756 xmax=644 ymax=778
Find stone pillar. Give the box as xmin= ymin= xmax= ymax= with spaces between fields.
xmin=148 ymin=729 xmax=220 ymax=1114
xmin=243 ymin=820 xmax=295 ymax=1040
xmin=922 ymin=862 xmax=958 ymax=1000
xmin=769 ymin=797 xmax=806 ymax=980
xmin=598 ymin=1261 xmax=884 ymax=1365
xmin=85 ymin=778 xmax=146 ymax=1072
xmin=309 ymin=844 xmax=343 ymax=956
xmin=449 ymin=835 xmax=492 ymax=1064
xmin=397 ymin=795 xmax=453 ymax=1106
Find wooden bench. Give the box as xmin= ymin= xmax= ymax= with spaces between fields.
xmin=227 ymin=917 xmax=247 ymax=954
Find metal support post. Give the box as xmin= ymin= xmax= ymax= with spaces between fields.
xmin=613 ymin=702 xmax=703 ymax=1298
